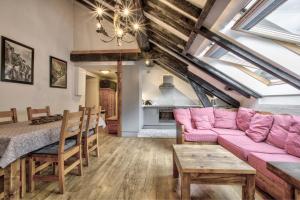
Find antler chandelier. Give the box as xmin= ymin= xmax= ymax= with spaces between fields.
xmin=95 ymin=0 xmax=143 ymax=46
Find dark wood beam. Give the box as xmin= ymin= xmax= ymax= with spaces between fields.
xmin=70 ymin=49 xmax=141 ymax=62
xmin=132 ymin=0 xmax=150 ymax=51
xmin=143 ymin=6 xmax=191 ymax=37
xmin=197 ymin=26 xmax=300 ymax=90
xmin=183 ymin=0 xmax=216 ymax=54
xmin=153 ymin=60 xmax=188 ymax=82
xmin=149 ymin=34 xmax=183 ymax=53
xmin=188 ymin=72 xmax=240 ymax=108
xmin=151 ymin=47 xmax=188 ymax=73
xmin=161 ymin=0 xmax=202 ymax=19
xmin=146 ymin=21 xmax=186 ymax=47
xmin=149 ymin=39 xmax=262 ymax=98
xmin=144 ymin=0 xmax=195 ymax=30
xmin=190 ymin=81 xmax=212 ymax=107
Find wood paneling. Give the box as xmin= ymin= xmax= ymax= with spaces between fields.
xmin=99 ymin=88 xmax=116 ymax=118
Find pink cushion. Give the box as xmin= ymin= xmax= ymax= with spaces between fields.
xmin=248 ymin=152 xmax=300 ymax=186
xmin=173 ymin=109 xmax=193 ymax=131
xmin=290 ymin=115 xmax=300 ymax=133
xmin=286 ymin=132 xmax=300 ymax=157
xmin=212 ymin=128 xmax=245 ymax=136
xmin=184 ymin=129 xmax=218 ymax=142
xmin=194 ymin=115 xmax=212 ymax=130
xmin=267 ymin=115 xmax=292 ymax=149
xmin=236 ymin=107 xmax=255 ymax=131
xmin=218 ymin=135 xmax=286 ymax=160
xmin=190 ymin=107 xmax=215 ymax=126
xmin=245 ymin=113 xmax=274 ymax=142
xmin=214 ymin=109 xmax=237 ymax=129
xmin=286 ymin=116 xmax=300 ymax=157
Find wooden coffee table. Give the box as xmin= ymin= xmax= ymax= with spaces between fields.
xmin=173 ymin=144 xmax=256 ymax=200
xmin=267 ymin=162 xmax=300 ymax=200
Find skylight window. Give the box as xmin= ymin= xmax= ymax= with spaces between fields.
xmin=233 ymin=0 xmax=300 ymax=44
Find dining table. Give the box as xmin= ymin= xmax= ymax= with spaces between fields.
xmin=0 ymin=117 xmax=106 ymax=200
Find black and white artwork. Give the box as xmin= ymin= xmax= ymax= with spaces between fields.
xmin=50 ymin=56 xmax=67 ymax=88
xmin=1 ymin=37 xmax=34 ymax=84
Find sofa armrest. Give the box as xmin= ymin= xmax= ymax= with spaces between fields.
xmin=176 ymin=122 xmax=185 ymax=144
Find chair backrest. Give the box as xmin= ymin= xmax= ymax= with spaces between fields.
xmin=79 ymin=105 xmax=101 ymax=132
xmin=27 ymin=106 xmax=50 ymax=120
xmin=85 ymin=107 xmax=101 ymax=134
xmin=0 ymin=108 xmax=18 ymax=125
xmin=58 ymin=110 xmax=85 ymax=154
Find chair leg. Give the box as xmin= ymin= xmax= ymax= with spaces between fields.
xmin=84 ymin=139 xmax=89 ymax=166
xmin=95 ymin=134 xmax=100 ymax=158
xmin=20 ymin=158 xmax=26 ymax=198
xmin=58 ymin=160 xmax=65 ymax=194
xmin=28 ymin=157 xmax=35 ymax=192
xmin=52 ymin=163 xmax=56 ymax=175
xmin=77 ymin=148 xmax=83 ymax=176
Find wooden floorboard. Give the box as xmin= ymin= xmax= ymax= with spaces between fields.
xmin=23 ymin=133 xmax=271 ymax=200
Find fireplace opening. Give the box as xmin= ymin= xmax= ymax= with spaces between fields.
xmin=159 ymin=108 xmax=175 ymax=122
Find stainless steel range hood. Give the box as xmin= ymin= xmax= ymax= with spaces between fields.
xmin=159 ymin=75 xmax=174 ymax=89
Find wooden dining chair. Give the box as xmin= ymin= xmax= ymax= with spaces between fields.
xmin=79 ymin=106 xmax=101 ymax=166
xmin=27 ymin=106 xmax=50 ymax=121
xmin=0 ymin=108 xmax=18 ymax=125
xmin=28 ymin=109 xmax=85 ymax=194
xmin=0 ymin=168 xmax=4 ymax=199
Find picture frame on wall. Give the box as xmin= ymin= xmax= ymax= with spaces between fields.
xmin=1 ymin=36 xmax=34 ymax=84
xmin=49 ymin=56 xmax=67 ymax=88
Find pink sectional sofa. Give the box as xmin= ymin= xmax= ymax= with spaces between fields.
xmin=174 ymin=107 xmax=300 ymax=200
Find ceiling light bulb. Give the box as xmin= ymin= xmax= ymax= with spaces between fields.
xmin=145 ymin=59 xmax=150 ymax=65
xmin=123 ymin=8 xmax=130 ymax=16
xmin=96 ymin=22 xmax=101 ymax=29
xmin=133 ymin=23 xmax=140 ymax=31
xmin=116 ymin=29 xmax=124 ymax=37
xmin=100 ymin=70 xmax=110 ymax=74
xmin=97 ymin=7 xmax=104 ymax=16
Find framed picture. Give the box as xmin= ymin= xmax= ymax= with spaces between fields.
xmin=1 ymin=37 xmax=34 ymax=84
xmin=50 ymin=56 xmax=67 ymax=88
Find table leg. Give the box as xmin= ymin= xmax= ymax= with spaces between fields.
xmin=242 ymin=174 xmax=255 ymax=200
xmin=4 ymin=159 xmax=20 ymax=200
xmin=181 ymin=173 xmax=190 ymax=200
xmin=173 ymin=150 xmax=178 ymax=178
xmin=295 ymin=189 xmax=300 ymax=200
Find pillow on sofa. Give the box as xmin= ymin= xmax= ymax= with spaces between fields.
xmin=173 ymin=108 xmax=193 ymax=131
xmin=190 ymin=107 xmax=215 ymax=126
xmin=214 ymin=109 xmax=237 ymax=129
xmin=245 ymin=113 xmax=274 ymax=142
xmin=194 ymin=115 xmax=213 ymax=130
xmin=267 ymin=115 xmax=292 ymax=149
xmin=286 ymin=116 xmax=300 ymax=157
xmin=236 ymin=107 xmax=255 ymax=131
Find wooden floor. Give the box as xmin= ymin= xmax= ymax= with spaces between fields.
xmin=23 ymin=133 xmax=271 ymax=200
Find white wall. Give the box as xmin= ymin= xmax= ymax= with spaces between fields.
xmin=74 ymin=2 xmax=139 ymax=51
xmin=121 ymin=62 xmax=142 ymax=137
xmin=0 ymin=0 xmax=84 ymax=121
xmin=141 ymin=64 xmax=200 ymax=106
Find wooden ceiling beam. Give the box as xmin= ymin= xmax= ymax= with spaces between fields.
xmin=197 ymin=26 xmax=300 ymax=90
xmin=153 ymin=60 xmax=188 ymax=82
xmin=70 ymin=50 xmax=141 ymax=62
xmin=160 ymin=0 xmax=202 ymax=19
xmin=132 ymin=0 xmax=150 ymax=51
xmin=144 ymin=0 xmax=195 ymax=30
xmin=143 ymin=6 xmax=191 ymax=37
xmin=188 ymin=72 xmax=240 ymax=107
xmin=189 ymin=81 xmax=212 ymax=107
xmin=183 ymin=0 xmax=216 ymax=54
xmin=149 ymin=34 xmax=183 ymax=53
